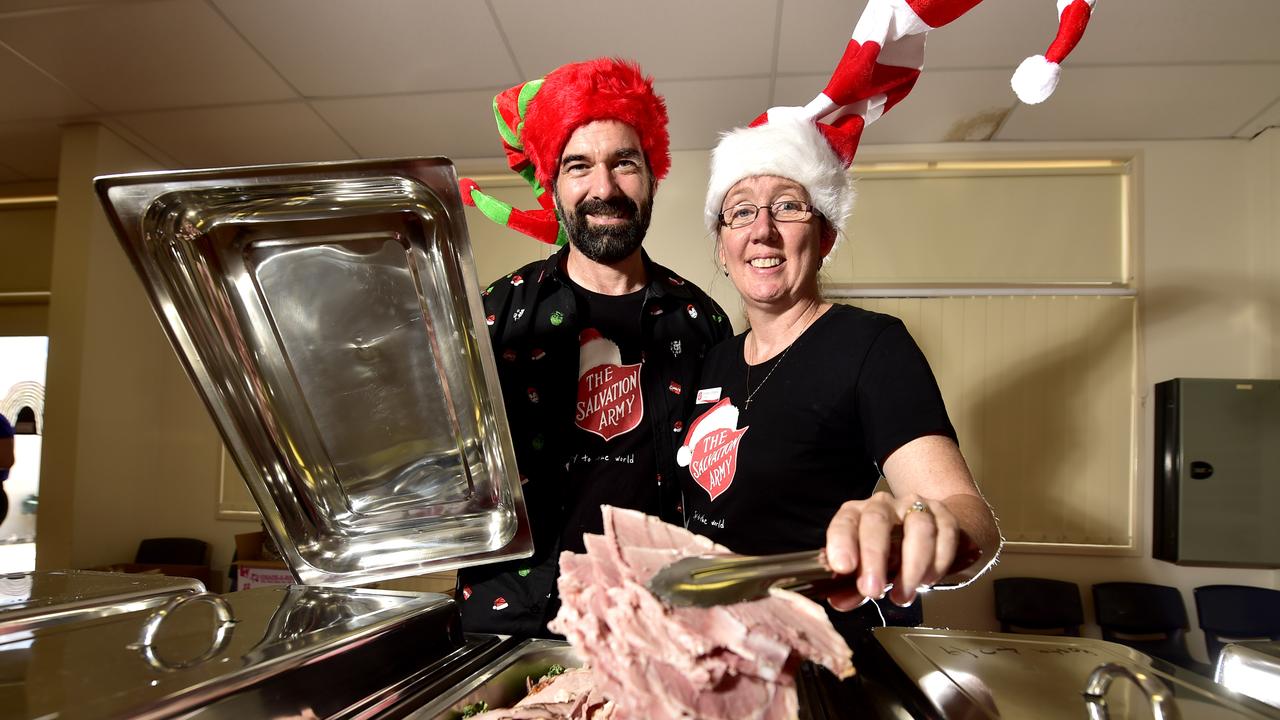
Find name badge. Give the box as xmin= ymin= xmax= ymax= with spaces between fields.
xmin=695 ymin=387 xmax=721 ymax=404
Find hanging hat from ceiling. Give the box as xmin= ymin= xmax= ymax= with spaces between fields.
xmin=704 ymin=0 xmax=1098 ymax=246
xmin=1012 ymin=0 xmax=1098 ymax=104
xmin=459 ymin=57 xmax=670 ymax=246
xmin=704 ymin=0 xmax=984 ymax=241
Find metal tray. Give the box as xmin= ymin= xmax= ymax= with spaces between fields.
xmin=410 ymin=638 xmax=581 ymax=719
xmin=875 ymin=627 xmax=1280 ymax=719
xmin=1 ymin=585 xmax=498 ymax=720
xmin=95 ymin=158 xmax=531 ymax=587
xmin=408 ymin=637 xmax=922 ymax=720
xmin=0 ymin=570 xmax=203 ymax=638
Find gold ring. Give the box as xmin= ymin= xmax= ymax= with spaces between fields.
xmin=907 ymin=500 xmax=931 ymax=515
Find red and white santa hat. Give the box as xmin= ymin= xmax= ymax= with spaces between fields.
xmin=676 ymin=398 xmax=740 ymax=468
xmin=705 ymin=0 xmax=1098 ymax=241
xmin=1011 ymin=0 xmax=1097 ymax=104
xmin=578 ymin=329 xmax=622 ymax=376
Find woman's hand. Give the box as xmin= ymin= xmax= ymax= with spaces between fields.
xmin=824 ymin=491 xmax=966 ymax=611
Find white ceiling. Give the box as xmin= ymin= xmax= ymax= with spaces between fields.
xmin=1 ymin=0 xmax=1278 ymax=183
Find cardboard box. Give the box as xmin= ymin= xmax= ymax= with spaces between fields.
xmin=365 ymin=571 xmax=458 ymax=595
xmin=230 ymin=531 xmax=291 ymax=591
xmin=232 ymin=561 xmax=294 ymax=590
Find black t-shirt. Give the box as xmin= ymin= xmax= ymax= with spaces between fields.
xmin=560 ymin=280 xmax=658 ymax=552
xmin=678 ymin=303 xmax=956 ymax=556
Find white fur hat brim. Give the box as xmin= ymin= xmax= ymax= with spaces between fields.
xmin=704 ymin=118 xmax=854 ymax=242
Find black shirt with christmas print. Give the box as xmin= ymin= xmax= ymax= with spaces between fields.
xmin=457 ymin=243 xmax=732 ymax=637
xmin=679 ymin=303 xmax=955 ymax=556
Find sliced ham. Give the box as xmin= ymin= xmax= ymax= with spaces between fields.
xmin=546 ymin=506 xmax=853 ymax=720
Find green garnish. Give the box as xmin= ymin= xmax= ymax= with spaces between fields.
xmin=460 ymin=700 xmax=489 ymax=718
xmin=545 ymin=663 xmax=566 ymax=678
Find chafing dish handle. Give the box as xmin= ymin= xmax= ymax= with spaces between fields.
xmin=1083 ymin=662 xmax=1181 ymax=720
xmin=132 ymin=591 xmax=238 ymax=672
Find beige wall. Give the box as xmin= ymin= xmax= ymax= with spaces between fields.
xmin=0 ymin=197 xmax=56 ymax=336
xmin=37 ymin=124 xmax=259 ymax=587
xmin=32 ymin=124 xmax=1280 ymax=627
xmin=908 ymin=135 xmax=1280 ymax=660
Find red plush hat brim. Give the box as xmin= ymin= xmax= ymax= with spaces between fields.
xmin=521 ymin=58 xmax=671 ymax=191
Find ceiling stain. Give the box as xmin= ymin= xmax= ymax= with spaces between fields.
xmin=944 ymin=107 xmax=1015 ymax=142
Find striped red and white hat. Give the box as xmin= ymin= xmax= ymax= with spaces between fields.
xmin=1012 ymin=0 xmax=1098 ymax=105
xmin=705 ymin=0 xmax=1098 ymax=242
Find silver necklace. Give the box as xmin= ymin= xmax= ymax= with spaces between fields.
xmin=744 ymin=340 xmax=793 ymax=411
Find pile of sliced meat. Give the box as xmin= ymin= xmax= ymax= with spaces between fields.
xmin=467 ymin=667 xmax=612 ymax=720
xmin=542 ymin=505 xmax=853 ymax=720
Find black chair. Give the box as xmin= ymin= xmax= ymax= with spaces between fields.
xmin=994 ymin=577 xmax=1084 ymax=635
xmin=1093 ymin=582 xmax=1212 ymax=675
xmin=1194 ymin=584 xmax=1280 ymax=665
xmin=135 ymin=537 xmax=210 ymax=566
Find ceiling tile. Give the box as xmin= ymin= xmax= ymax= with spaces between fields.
xmin=0 ymin=0 xmax=295 ymax=113
xmin=0 ymin=119 xmax=61 ymax=179
xmin=490 ymin=0 xmax=777 ymax=80
xmin=0 ymin=45 xmax=98 ymax=122
xmin=1067 ymin=0 xmax=1280 ymax=65
xmin=998 ymin=64 xmax=1280 ymax=141
xmin=115 ymin=103 xmax=358 ymax=168
xmin=658 ymin=77 xmax=772 ymax=151
xmin=774 ymin=68 xmax=1017 ymax=145
xmin=212 ymin=0 xmax=519 ymax=97
xmin=1235 ymin=95 xmax=1280 ymax=139
xmin=311 ymin=91 xmax=506 ymax=161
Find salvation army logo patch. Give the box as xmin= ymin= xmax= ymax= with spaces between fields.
xmin=575 ymin=329 xmax=643 ymax=441
xmin=677 ymin=398 xmax=747 ymax=502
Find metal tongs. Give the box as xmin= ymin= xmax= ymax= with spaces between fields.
xmin=647 ymin=528 xmax=981 ymax=608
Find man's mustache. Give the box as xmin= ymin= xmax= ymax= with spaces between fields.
xmin=575 ymin=197 xmax=639 ymax=221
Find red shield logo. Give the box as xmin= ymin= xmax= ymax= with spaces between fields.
xmin=688 ymin=425 xmax=749 ymax=501
xmin=575 ymin=362 xmax=644 ymax=441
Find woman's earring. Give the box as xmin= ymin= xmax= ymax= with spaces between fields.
xmin=721 ymin=265 xmax=729 ymax=277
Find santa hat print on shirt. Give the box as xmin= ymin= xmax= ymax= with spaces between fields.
xmin=578 ymin=328 xmax=622 ymax=377
xmin=678 ymin=398 xmax=748 ymax=502
xmin=576 ymin=329 xmax=644 ymax=442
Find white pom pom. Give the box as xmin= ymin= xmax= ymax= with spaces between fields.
xmin=1011 ymin=54 xmax=1061 ymax=105
xmin=676 ymin=446 xmax=691 ymax=467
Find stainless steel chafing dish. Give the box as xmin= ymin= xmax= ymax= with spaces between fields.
xmin=4 ymin=156 xmax=1274 ymax=719
xmin=1216 ymin=641 xmax=1280 ymax=711
xmin=2 ymin=158 xmax=533 ymax=720
xmin=405 ymin=630 xmax=1280 ymax=720
xmin=1 ymin=570 xmax=203 ymax=637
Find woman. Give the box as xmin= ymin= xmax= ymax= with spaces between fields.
xmin=676 ymin=117 xmax=1001 ymax=636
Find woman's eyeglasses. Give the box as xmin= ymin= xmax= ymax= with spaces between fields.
xmin=719 ymin=200 xmax=821 ymax=229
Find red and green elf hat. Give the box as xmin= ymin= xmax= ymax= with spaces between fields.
xmin=460 ymin=58 xmax=671 ymax=246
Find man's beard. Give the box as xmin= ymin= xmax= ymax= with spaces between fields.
xmin=557 ymin=191 xmax=652 ymax=265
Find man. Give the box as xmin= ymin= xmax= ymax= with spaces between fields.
xmin=457 ymin=58 xmax=732 ymax=636
xmin=0 ymin=412 xmax=14 ymax=526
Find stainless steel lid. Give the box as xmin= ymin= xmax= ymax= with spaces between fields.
xmin=874 ymin=627 xmax=1278 ymax=719
xmin=1 ymin=585 xmax=500 ymax=720
xmin=1216 ymin=641 xmax=1280 ymax=710
xmin=0 ymin=570 xmax=203 ymax=637
xmin=95 ymin=158 xmax=531 ymax=587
